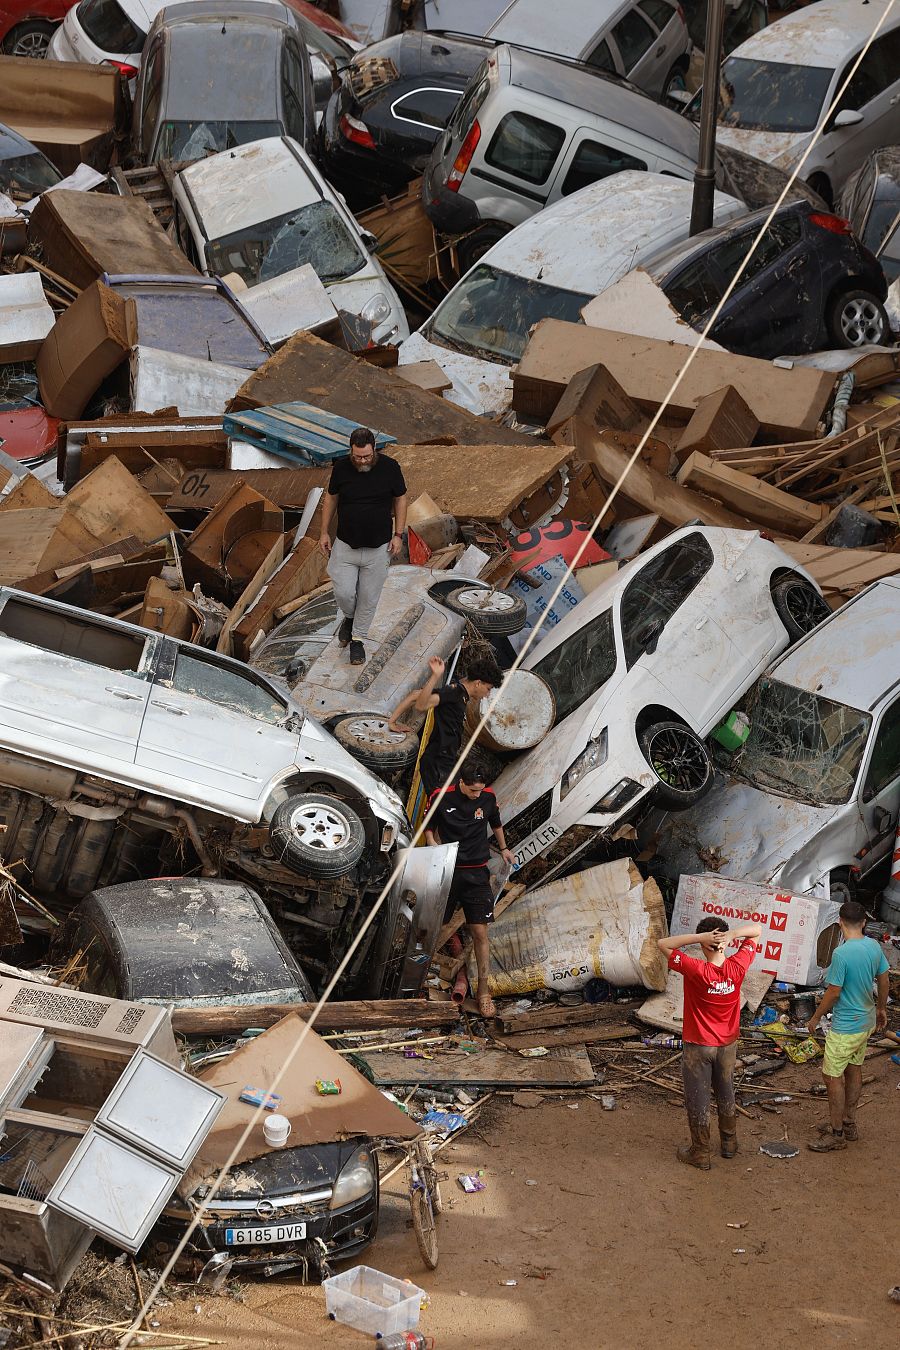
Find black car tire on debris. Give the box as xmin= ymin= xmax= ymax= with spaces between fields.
xmin=270 ymin=792 xmax=366 ymax=877
xmin=771 ymin=575 xmax=832 ymax=643
xmin=443 ymin=585 xmax=527 ymax=636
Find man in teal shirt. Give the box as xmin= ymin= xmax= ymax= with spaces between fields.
xmin=807 ymin=899 xmax=889 ymax=1153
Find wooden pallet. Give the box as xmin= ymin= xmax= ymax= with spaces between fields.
xmin=223 ymin=401 xmax=396 ymax=465
xmin=110 ymin=164 xmax=176 ymax=228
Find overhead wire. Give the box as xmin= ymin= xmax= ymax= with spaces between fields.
xmin=118 ymin=6 xmax=897 ymax=1340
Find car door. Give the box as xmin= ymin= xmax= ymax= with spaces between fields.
xmin=608 ymin=4 xmax=665 ymax=96
xmin=471 ymin=104 xmax=573 ymax=224
xmin=137 ymin=36 xmax=164 ymax=163
xmin=823 ymin=31 xmax=900 ymax=191
xmin=0 ymin=594 xmax=158 ymax=768
xmin=136 ymin=644 xmax=300 ymax=809
xmin=706 ymin=214 xmax=815 ymax=358
xmin=545 ymin=126 xmax=650 ymax=204
xmin=618 ymin=533 xmax=740 ymax=731
xmin=855 ymin=695 xmax=900 ymax=876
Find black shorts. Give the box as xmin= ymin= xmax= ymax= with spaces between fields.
xmin=444 ymin=866 xmax=495 ymax=926
xmin=420 ymin=753 xmax=455 ymax=799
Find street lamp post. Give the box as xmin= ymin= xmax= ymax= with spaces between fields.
xmin=690 ymin=0 xmax=727 ymax=236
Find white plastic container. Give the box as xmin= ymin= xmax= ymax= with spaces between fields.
xmin=263 ymin=1114 xmax=291 ymax=1147
xmin=323 ymin=1265 xmax=423 ymax=1337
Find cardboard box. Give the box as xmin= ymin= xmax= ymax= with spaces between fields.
xmin=37 ymin=281 xmax=137 ymax=420
xmin=670 ymin=874 xmax=841 ymax=986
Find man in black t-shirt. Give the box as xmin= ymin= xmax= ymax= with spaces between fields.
xmin=319 ymin=427 xmax=407 ymax=666
xmin=388 ymin=653 xmax=502 ymax=797
xmin=425 ymin=760 xmax=514 ymax=1018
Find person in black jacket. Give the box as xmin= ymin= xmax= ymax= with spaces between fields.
xmin=425 ymin=759 xmax=514 ymax=1018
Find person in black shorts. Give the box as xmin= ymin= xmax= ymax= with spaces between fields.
xmin=388 ymin=652 xmax=502 ymax=797
xmin=425 ymin=760 xmax=514 ymax=1018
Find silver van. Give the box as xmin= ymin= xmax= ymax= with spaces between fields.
xmin=422 ymin=44 xmax=711 ymax=260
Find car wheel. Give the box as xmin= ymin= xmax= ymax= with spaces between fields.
xmin=333 ymin=714 xmax=419 ymax=772
xmin=456 ymin=223 xmax=510 ymax=273
xmin=662 ymin=64 xmax=687 ymax=107
xmin=639 ymin=720 xmax=712 ymax=809
xmin=771 ymin=575 xmax=831 ymax=642
xmin=269 ymin=792 xmax=366 ymax=878
xmin=828 ymin=869 xmax=856 ymax=907
xmin=2 ymin=19 xmax=56 ymax=56
xmin=443 ymin=586 xmax=527 ymax=636
xmin=806 ymin=173 xmax=833 ymax=207
xmin=827 ymin=289 xmax=889 ymax=348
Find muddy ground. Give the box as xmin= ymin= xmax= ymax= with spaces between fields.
xmin=158 ymin=1051 xmax=899 ymax=1350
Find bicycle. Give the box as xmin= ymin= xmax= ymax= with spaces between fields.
xmin=381 ymin=1135 xmax=444 ymax=1270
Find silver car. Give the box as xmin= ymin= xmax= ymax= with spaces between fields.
xmin=0 ymin=586 xmax=453 ymax=993
xmin=652 ymin=578 xmax=900 ymax=909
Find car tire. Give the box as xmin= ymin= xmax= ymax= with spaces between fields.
xmin=443 ymin=586 xmax=527 ymax=636
xmin=456 ymin=223 xmax=510 ymax=273
xmin=333 ymin=714 xmax=419 ymax=772
xmin=828 ymin=869 xmax=856 ymax=907
xmin=639 ymin=720 xmax=712 ymax=810
xmin=2 ymin=19 xmax=56 ymax=56
xmin=771 ymin=575 xmax=831 ymax=642
xmin=827 ymin=289 xmax=889 ymax=348
xmin=661 ymin=63 xmax=687 ymax=107
xmin=807 ymin=173 xmax=833 ymax=207
xmin=269 ymin=792 xmax=366 ymax=878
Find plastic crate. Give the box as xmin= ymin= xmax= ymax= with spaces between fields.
xmin=323 ymin=1265 xmax=423 ymax=1337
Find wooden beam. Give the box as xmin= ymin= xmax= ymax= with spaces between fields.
xmin=677 ymin=451 xmax=824 ymax=535
xmin=170 ymin=998 xmax=461 ymax=1036
xmin=498 ymin=1003 xmax=626 ymax=1035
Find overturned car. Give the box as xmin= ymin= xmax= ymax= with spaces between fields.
xmin=0 ymin=587 xmax=454 ymax=993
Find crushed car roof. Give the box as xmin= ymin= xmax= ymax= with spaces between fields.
xmin=178 ymin=137 xmax=325 ymax=240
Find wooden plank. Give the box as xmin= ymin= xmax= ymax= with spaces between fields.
xmin=0 ymin=508 xmax=79 ymax=583
xmin=65 ymin=455 xmax=176 ymax=546
xmin=229 ymin=534 xmax=327 ymax=661
xmin=171 ymin=998 xmax=462 ymax=1036
xmin=389 ymin=443 xmax=574 ymax=522
xmin=499 ymin=1003 xmax=629 ymax=1035
xmin=168 ymin=466 xmax=329 ymax=513
xmin=0 ymin=474 xmax=57 ymax=513
xmin=778 ymin=541 xmax=900 ymax=601
xmin=492 ymin=1024 xmax=634 ymax=1051
xmin=370 ymin=1044 xmax=595 ymax=1087
xmin=676 ymin=451 xmax=824 ymax=535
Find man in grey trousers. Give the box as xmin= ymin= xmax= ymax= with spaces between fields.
xmin=319 ymin=427 xmax=407 ymax=666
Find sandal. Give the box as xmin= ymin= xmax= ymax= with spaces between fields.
xmin=477 ymin=992 xmax=496 ymax=1019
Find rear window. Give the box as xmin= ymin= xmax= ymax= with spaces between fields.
xmin=77 ymin=0 xmax=142 ymax=52
xmin=446 ymin=60 xmax=491 ymax=139
xmin=485 ymin=111 xmax=565 ymax=186
xmin=392 ymin=87 xmax=461 ymax=130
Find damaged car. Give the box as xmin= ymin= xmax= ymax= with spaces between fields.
xmin=490 ymin=526 xmax=830 ymax=885
xmin=0 ymin=586 xmax=455 ymax=993
xmin=839 ymin=146 xmax=900 ymax=285
xmin=649 ymin=578 xmax=900 ymax=909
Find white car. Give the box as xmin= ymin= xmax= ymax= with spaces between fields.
xmin=47 ymin=0 xmax=168 ymax=76
xmin=688 ymin=0 xmax=900 ymax=205
xmin=397 ymin=171 xmax=745 ymax=416
xmin=172 ymin=135 xmax=409 ymax=345
xmin=491 ymin=527 xmax=830 ymax=884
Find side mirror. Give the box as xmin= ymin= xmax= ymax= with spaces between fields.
xmin=833 ymin=109 xmax=864 ymax=129
xmin=361 ymin=229 xmax=379 ymax=253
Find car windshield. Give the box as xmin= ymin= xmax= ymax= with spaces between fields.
xmin=425 ymin=264 xmax=592 ymax=365
xmin=157 ymin=120 xmax=283 ymax=161
xmin=253 ymin=590 xmax=339 ymax=684
xmin=206 ymin=201 xmax=365 ymax=287
xmin=713 ymin=57 xmax=833 ymax=133
xmin=531 ymin=607 xmax=618 ymax=724
xmin=0 ymin=151 xmax=61 ymax=197
xmin=737 ymin=678 xmax=871 ymax=805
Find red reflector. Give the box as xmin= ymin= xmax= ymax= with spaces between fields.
xmin=447 ymin=118 xmax=481 ymax=192
xmin=339 ymin=112 xmax=376 ymax=150
xmin=808 ymin=212 xmax=853 ymax=236
xmin=103 ymin=59 xmax=138 ymax=77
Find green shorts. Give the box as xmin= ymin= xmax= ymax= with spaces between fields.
xmin=822 ymin=1028 xmax=870 ymax=1077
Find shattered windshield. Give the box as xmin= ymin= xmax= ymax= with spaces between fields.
xmin=738 ymin=679 xmax=871 ymax=805
xmin=425 ymin=264 xmax=592 ymax=364
xmin=531 ymin=607 xmax=618 ymax=724
xmin=716 ymin=58 xmax=833 ymax=134
xmin=157 ymin=120 xmax=283 ymax=162
xmin=206 ymin=201 xmax=365 ymax=288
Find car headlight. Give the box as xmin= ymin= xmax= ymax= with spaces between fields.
xmin=330 ymin=1144 xmax=376 ymax=1210
xmin=361 ymin=292 xmax=392 ymax=325
xmin=561 ymin=729 xmax=608 ymax=799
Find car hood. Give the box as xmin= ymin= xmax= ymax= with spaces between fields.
xmin=398 ymin=331 xmax=512 ymax=417
xmin=201 ymin=1139 xmax=359 ymax=1200
xmin=654 ymin=775 xmax=842 ymax=886
xmin=714 ymin=125 xmax=810 ymax=174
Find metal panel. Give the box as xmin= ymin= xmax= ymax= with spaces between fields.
xmin=94 ymin=1049 xmax=226 ymax=1170
xmin=46 ymin=1130 xmax=182 ymax=1253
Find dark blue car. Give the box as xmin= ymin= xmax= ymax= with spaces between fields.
xmin=646 ymin=199 xmax=889 ymax=357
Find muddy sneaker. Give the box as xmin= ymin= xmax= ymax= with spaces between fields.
xmin=349 ymin=640 xmax=365 ymax=666
xmin=807 ymin=1130 xmax=847 ymax=1152
xmin=337 ymin=618 xmax=352 ymax=648
xmin=815 ymin=1120 xmax=859 ymax=1141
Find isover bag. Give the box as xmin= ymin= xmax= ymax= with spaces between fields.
xmin=473 ymin=858 xmax=668 ymax=996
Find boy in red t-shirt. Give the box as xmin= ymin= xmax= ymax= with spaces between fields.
xmin=658 ymin=916 xmax=761 ymax=1170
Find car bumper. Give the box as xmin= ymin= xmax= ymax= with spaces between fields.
xmin=422 ymin=162 xmax=481 ymax=235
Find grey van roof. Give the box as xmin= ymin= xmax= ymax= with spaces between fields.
xmin=764 ymin=578 xmax=900 ymax=712
xmin=498 ymin=44 xmax=702 ymax=162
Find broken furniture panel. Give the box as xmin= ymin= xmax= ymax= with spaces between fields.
xmin=0 ymin=57 xmax=125 ymax=176
xmin=676 ymin=451 xmax=825 ymax=536
xmin=545 ymin=361 xmax=644 ymax=440
xmin=167 ymin=466 xmax=330 ymax=514
xmin=0 ymin=273 xmax=54 ymax=363
xmin=130 ymin=346 xmax=252 ymax=417
xmin=235 ymin=262 xmax=341 ymax=347
xmin=227 ymin=535 xmax=327 ymax=662
xmin=369 ymin=1045 xmax=596 ymax=1088
xmin=36 ymin=280 xmax=137 ymax=420
xmin=675 ymin=386 xmax=760 ymax=465
xmin=59 ymin=415 xmax=227 ymax=487
xmin=0 ymin=507 xmax=102 ymax=584
xmin=387 ymin=443 xmax=574 ymax=523
xmin=64 ymin=455 xmax=177 ymax=547
xmin=182 ymin=479 xmax=284 ymax=602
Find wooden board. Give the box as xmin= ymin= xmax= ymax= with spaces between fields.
xmin=80 ymin=427 xmax=227 ymax=480
xmin=512 ymin=319 xmax=835 ymax=438
xmin=171 ymin=998 xmax=462 ymax=1036
xmin=675 ymin=386 xmax=759 ymax=465
xmin=167 ymin=466 xmax=331 ymax=513
xmin=396 ymin=360 xmax=452 ymax=394
xmin=65 ymin=455 xmax=176 ymax=545
xmin=0 ymin=474 xmax=57 ymax=513
xmin=229 ymin=329 xmax=530 ymax=445
xmin=0 ymin=507 xmax=98 ymax=582
xmin=370 ymin=1044 xmax=595 ymax=1087
xmin=778 ymin=542 xmax=900 ymax=601
xmin=676 ymin=451 xmax=825 ymax=535
xmin=492 ymin=1025 xmax=633 ymax=1051
xmin=389 ymin=443 xmax=573 ymax=522
xmin=498 ymin=1003 xmax=629 ymax=1035
xmin=229 ymin=535 xmax=327 ymax=661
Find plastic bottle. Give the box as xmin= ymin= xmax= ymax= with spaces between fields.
xmin=375 ymin=1334 xmax=430 ymax=1349
xmin=641 ymin=1033 xmax=682 ymax=1048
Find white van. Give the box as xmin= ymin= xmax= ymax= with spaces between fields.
xmin=399 ymin=171 xmax=745 ymax=415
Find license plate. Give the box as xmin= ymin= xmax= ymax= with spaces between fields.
xmin=513 ymin=820 xmax=561 ymax=869
xmin=224 ymin=1221 xmax=306 ymax=1246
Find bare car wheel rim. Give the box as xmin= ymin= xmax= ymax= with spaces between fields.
xmin=346 ymin=716 xmax=406 ymax=747
xmin=781 ymin=581 xmax=829 ymax=633
xmin=840 ymin=297 xmax=884 ymax=345
xmin=646 ymin=726 xmax=708 ymax=793
xmin=289 ymin=803 xmax=352 ymax=851
xmin=455 ymin=588 xmax=516 ymax=614
xmin=13 ymin=31 xmax=50 ymax=55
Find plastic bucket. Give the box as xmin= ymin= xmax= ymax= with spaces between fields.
xmin=263 ymin=1114 xmax=291 ymax=1147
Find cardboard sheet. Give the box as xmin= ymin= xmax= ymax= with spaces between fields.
xmin=0 ymin=55 xmax=124 ymax=175
xmin=0 ymin=273 xmax=54 ymax=362
xmin=37 ymin=280 xmax=136 ymax=419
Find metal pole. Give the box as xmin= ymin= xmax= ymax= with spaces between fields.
xmin=690 ymin=0 xmax=727 ymax=236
